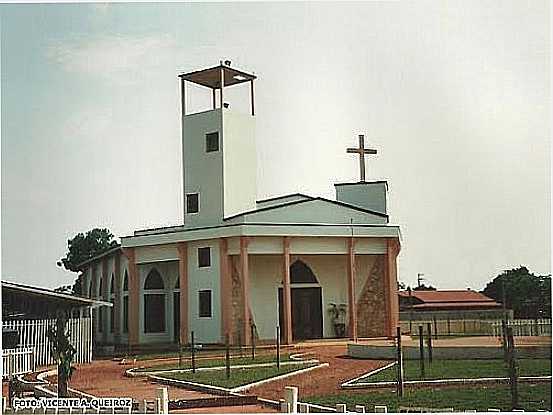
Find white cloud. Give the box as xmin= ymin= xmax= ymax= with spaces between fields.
xmin=45 ymin=32 xmax=176 ymax=85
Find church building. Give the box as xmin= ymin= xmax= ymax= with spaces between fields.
xmin=77 ymin=62 xmax=402 ymax=348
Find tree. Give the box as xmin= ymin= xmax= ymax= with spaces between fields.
xmin=413 ymin=283 xmax=436 ymax=291
xmin=46 ymin=313 xmax=76 ymax=398
xmin=482 ymin=266 xmax=551 ymax=319
xmin=58 ymin=228 xmax=118 ymax=272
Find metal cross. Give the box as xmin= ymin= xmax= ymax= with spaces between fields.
xmin=347 ymin=134 xmax=377 ymax=182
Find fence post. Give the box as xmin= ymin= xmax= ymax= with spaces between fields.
xmin=284 ymin=386 xmax=298 ymax=414
xmin=190 ymin=331 xmax=196 ymax=374
xmin=447 ymin=318 xmax=451 ymax=336
xmin=280 ymin=400 xmax=290 ymax=413
xmin=225 ymin=333 xmax=231 ymax=379
xmin=418 ymin=325 xmax=425 ymax=379
xmin=426 ymin=322 xmax=433 ymax=363
xmin=374 ymin=405 xmax=388 ymax=413
xmin=501 ymin=320 xmax=508 ymax=362
xmin=178 ymin=342 xmax=183 ymax=368
xmin=298 ymin=402 xmax=310 ymax=413
xmin=251 ymin=323 xmax=256 ymax=360
xmin=506 ymin=327 xmax=519 ymax=410
xmin=336 ymin=404 xmax=347 ymax=413
xmin=396 ymin=326 xmax=404 ymax=398
xmin=276 ymin=326 xmax=281 ymax=369
xmin=156 ymin=387 xmax=168 ymax=414
xmin=433 ymin=316 xmax=438 ymax=339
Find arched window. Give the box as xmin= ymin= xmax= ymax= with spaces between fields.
xmin=144 ymin=269 xmax=165 ymax=333
xmin=290 ymin=260 xmax=319 ymax=284
xmin=122 ymin=270 xmax=129 ymax=334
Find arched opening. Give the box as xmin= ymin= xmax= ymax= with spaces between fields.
xmin=143 ymin=269 xmax=165 ymax=333
xmin=279 ymin=259 xmax=323 ymax=340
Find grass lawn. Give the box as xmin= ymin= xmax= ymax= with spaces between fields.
xmin=135 ymin=353 xmax=293 ymax=372
xmin=156 ymin=362 xmax=314 ymax=389
xmin=358 ymin=359 xmax=551 ymax=383
xmin=307 ymin=383 xmax=552 ymax=412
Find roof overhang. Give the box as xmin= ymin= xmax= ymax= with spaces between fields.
xmin=122 ymin=223 xmax=402 ymax=248
xmin=179 ymin=65 xmax=256 ymax=89
xmin=2 ymin=280 xmax=112 ymax=308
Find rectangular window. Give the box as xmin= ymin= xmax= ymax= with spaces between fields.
xmin=206 ymin=132 xmax=219 ymax=152
xmin=186 ymin=193 xmax=199 ymax=214
xmin=199 ymin=290 xmax=212 ymax=318
xmin=198 ymin=247 xmax=211 ymax=268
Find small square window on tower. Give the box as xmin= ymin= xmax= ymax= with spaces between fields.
xmin=186 ymin=193 xmax=199 ymax=214
xmin=198 ymin=247 xmax=211 ymax=267
xmin=205 ymin=132 xmax=219 ymax=152
xmin=198 ymin=290 xmax=212 ymax=318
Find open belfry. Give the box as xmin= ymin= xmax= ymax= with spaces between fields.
xmin=78 ymin=62 xmax=402 ymax=348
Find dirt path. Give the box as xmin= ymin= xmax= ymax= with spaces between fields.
xmin=61 ymin=359 xmax=213 ymax=401
xmin=246 ymin=344 xmax=389 ymax=400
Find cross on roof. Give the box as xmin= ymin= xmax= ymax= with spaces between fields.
xmin=347 ymin=134 xmax=377 ymax=182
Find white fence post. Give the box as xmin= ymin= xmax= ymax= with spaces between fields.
xmin=280 ymin=400 xmax=291 ymax=413
xmin=298 ymin=403 xmax=309 ymax=413
xmin=355 ymin=405 xmax=365 ymax=413
xmin=156 ymin=387 xmax=168 ymax=414
xmin=284 ymin=386 xmax=298 ymax=413
xmin=374 ymin=405 xmax=388 ymax=413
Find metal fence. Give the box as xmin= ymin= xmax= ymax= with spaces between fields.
xmin=2 ymin=317 xmax=92 ymax=367
xmin=400 ymin=318 xmax=551 ymax=337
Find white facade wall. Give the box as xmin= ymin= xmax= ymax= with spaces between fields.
xmin=223 ymin=109 xmax=257 ymax=218
xmin=187 ymin=239 xmax=221 ymax=344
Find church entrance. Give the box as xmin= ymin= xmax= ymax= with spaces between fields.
xmin=278 ymin=260 xmax=323 ymax=341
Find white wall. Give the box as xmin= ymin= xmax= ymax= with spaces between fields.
xmin=187 ymin=239 xmax=221 ymax=344
xmin=223 ymin=109 xmax=257 ymax=219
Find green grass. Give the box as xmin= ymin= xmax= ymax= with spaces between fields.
xmin=307 ymin=383 xmax=552 ymax=412
xmin=360 ymin=359 xmax=551 ymax=383
xmin=135 ymin=353 xmax=293 ymax=372
xmin=157 ymin=363 xmax=314 ymax=389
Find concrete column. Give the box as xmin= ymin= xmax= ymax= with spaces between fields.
xmin=177 ymin=242 xmax=188 ymax=345
xmin=240 ymin=237 xmax=251 ymax=345
xmin=219 ymin=238 xmax=231 ymax=341
xmin=122 ymin=248 xmax=140 ymax=347
xmin=347 ymin=237 xmax=358 ymax=341
xmin=282 ymin=237 xmax=293 ymax=345
xmin=101 ymin=258 xmax=109 ymax=343
xmin=384 ymin=238 xmax=401 ymax=337
xmin=113 ymin=253 xmax=121 ymax=341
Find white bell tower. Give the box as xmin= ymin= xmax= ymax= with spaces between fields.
xmin=179 ymin=61 xmax=257 ymax=227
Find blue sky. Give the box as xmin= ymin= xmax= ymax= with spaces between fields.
xmin=1 ymin=1 xmax=550 ymax=290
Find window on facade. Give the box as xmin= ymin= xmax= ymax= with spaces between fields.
xmin=186 ymin=193 xmax=199 ymax=214
xmin=198 ymin=247 xmax=211 ymax=268
xmin=144 ymin=269 xmax=165 ymax=333
xmin=123 ymin=270 xmax=128 ymax=291
xmin=199 ymin=290 xmax=212 ymax=318
xmin=206 ymin=132 xmax=219 ymax=152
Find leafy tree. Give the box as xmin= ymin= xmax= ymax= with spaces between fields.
xmin=47 ymin=314 xmax=76 ymax=398
xmin=58 ymin=228 xmax=118 ymax=272
xmin=413 ymin=283 xmax=436 ymax=291
xmin=482 ymin=266 xmax=551 ymax=319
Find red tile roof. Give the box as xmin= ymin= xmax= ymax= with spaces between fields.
xmin=399 ymin=289 xmax=498 ymax=303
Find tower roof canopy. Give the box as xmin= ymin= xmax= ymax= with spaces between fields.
xmin=179 ymin=64 xmax=256 ymax=89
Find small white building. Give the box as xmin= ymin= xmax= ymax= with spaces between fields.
xmin=78 ymin=62 xmax=402 ymax=348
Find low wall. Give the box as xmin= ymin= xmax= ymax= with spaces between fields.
xmin=348 ymin=343 xmax=551 ymax=360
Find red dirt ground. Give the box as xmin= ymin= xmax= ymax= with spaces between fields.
xmin=245 ymin=344 xmax=389 ymax=400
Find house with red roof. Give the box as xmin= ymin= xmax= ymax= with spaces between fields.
xmin=399 ymin=289 xmax=512 ymax=322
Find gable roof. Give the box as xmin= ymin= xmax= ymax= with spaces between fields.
xmin=225 ymin=196 xmax=389 ymax=224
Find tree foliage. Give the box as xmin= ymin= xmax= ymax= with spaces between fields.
xmin=57 ymin=228 xmax=118 ymax=273
xmin=413 ymin=283 xmax=436 ymax=291
xmin=482 ymin=266 xmax=551 ymax=319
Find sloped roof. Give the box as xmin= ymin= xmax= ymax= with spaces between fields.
xmin=399 ymin=290 xmax=500 ymax=304
xmin=225 ymin=196 xmax=388 ymax=224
